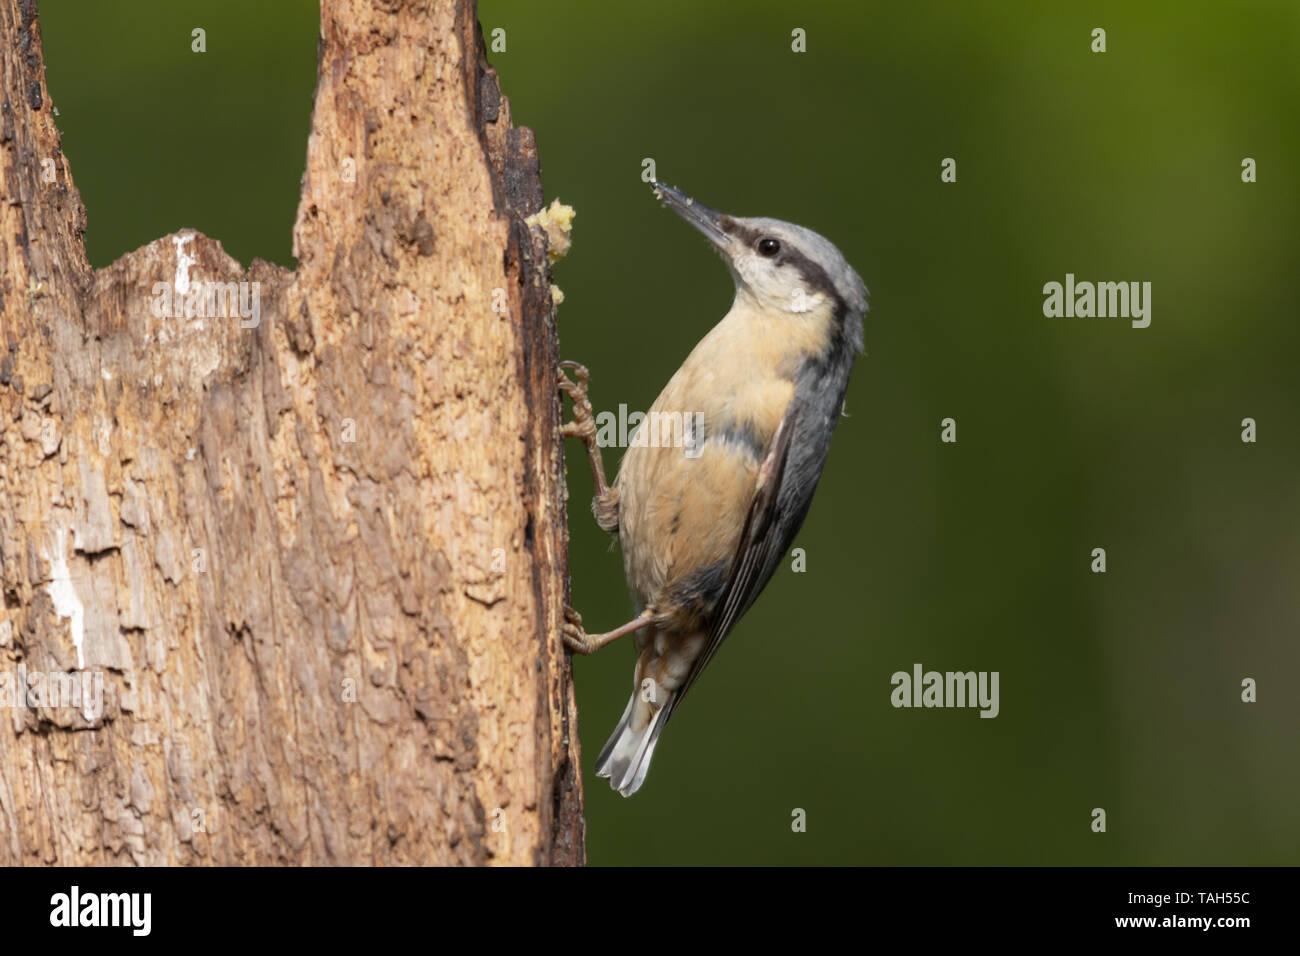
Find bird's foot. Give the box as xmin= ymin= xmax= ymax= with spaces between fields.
xmin=561 ymin=605 xmax=594 ymax=655
xmin=561 ymin=605 xmax=654 ymax=656
xmin=558 ymin=361 xmax=598 ymax=444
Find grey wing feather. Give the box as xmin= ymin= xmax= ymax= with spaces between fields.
xmin=666 ymin=391 xmax=827 ymax=715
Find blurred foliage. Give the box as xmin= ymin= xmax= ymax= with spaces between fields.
xmin=42 ymin=0 xmax=1299 ymax=865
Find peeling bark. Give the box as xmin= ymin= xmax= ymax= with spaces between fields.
xmin=0 ymin=0 xmax=583 ymax=865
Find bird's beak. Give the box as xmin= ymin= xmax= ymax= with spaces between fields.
xmin=652 ymin=182 xmax=732 ymax=249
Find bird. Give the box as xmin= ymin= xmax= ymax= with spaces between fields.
xmin=557 ymin=181 xmax=867 ymax=796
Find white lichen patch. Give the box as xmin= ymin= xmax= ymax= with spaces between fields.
xmin=172 ymin=231 xmax=197 ymax=295
xmin=46 ymin=528 xmax=86 ymax=670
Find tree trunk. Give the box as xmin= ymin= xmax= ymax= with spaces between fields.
xmin=0 ymin=0 xmax=584 ymax=865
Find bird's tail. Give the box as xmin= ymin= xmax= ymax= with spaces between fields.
xmin=594 ymin=685 xmax=676 ymax=797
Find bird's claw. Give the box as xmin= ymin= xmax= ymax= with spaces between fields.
xmin=558 ymin=362 xmax=597 ymax=440
xmin=561 ymin=605 xmax=592 ymax=655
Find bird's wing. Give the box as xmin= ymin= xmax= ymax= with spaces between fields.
xmin=666 ymin=397 xmax=806 ymax=711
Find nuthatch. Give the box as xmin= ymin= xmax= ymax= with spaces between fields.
xmin=559 ymin=182 xmax=867 ymax=796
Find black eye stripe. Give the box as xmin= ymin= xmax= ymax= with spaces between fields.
xmin=727 ymin=222 xmax=848 ymax=317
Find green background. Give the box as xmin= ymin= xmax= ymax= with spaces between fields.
xmin=41 ymin=0 xmax=1299 ymax=865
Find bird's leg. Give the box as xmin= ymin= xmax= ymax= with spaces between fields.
xmin=562 ymin=606 xmax=653 ymax=656
xmin=558 ymin=361 xmax=619 ymax=532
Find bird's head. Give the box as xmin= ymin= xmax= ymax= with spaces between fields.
xmin=652 ymin=181 xmax=867 ymax=352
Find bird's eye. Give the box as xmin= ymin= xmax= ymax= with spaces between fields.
xmin=757 ymin=237 xmax=781 ymax=257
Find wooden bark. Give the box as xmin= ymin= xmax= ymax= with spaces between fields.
xmin=0 ymin=0 xmax=584 ymax=865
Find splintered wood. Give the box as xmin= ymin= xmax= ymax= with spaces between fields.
xmin=0 ymin=0 xmax=583 ymax=865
